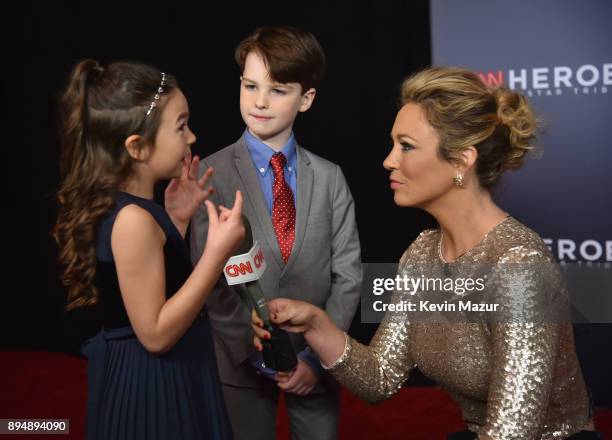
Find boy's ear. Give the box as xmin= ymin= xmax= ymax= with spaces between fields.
xmin=124 ymin=134 xmax=150 ymax=161
xmin=299 ymin=88 xmax=316 ymax=112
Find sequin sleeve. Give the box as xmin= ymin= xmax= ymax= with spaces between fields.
xmin=479 ymin=247 xmax=565 ymax=440
xmin=327 ymin=252 xmax=415 ymax=404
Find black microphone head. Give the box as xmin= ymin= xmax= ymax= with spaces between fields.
xmin=236 ymin=215 xmax=254 ymax=254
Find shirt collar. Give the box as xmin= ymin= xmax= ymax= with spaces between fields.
xmin=244 ymin=129 xmax=297 ymax=176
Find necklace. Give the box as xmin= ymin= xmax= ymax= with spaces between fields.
xmin=438 ymin=215 xmax=511 ymax=264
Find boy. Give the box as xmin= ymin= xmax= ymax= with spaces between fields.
xmin=190 ymin=26 xmax=361 ymax=440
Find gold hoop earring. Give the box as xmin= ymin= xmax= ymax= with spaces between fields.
xmin=453 ymin=174 xmax=464 ymax=188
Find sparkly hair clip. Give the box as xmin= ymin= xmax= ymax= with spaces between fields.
xmin=145 ymin=72 xmax=167 ymax=117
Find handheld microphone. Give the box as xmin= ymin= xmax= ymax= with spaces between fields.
xmin=223 ymin=216 xmax=297 ymax=372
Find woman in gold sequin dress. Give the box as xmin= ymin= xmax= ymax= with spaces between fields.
xmin=252 ymin=67 xmax=598 ymax=439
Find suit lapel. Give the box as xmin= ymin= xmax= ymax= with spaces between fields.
xmin=282 ymin=145 xmax=313 ymax=275
xmin=232 ymin=138 xmax=285 ymax=269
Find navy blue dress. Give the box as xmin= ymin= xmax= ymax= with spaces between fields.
xmin=81 ymin=192 xmax=233 ymax=440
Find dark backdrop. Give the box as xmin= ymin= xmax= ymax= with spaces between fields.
xmin=18 ymin=0 xmax=612 ymax=405
xmin=21 ymin=1 xmax=433 ymax=354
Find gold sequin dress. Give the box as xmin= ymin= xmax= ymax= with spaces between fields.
xmin=329 ymin=217 xmax=590 ymax=439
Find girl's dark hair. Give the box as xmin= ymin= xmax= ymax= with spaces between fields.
xmin=53 ymin=59 xmax=177 ymax=310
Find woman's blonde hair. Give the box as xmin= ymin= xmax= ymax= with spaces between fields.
xmin=400 ymin=66 xmax=537 ymax=188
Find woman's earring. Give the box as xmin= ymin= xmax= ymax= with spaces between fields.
xmin=453 ymin=173 xmax=464 ymax=188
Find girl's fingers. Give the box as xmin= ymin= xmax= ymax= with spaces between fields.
xmin=181 ymin=155 xmax=190 ymax=179
xmin=198 ymin=166 xmax=214 ymax=187
xmin=203 ymin=186 xmax=214 ymax=200
xmin=229 ymin=191 xmax=243 ymax=219
xmin=188 ymin=154 xmax=199 ymax=180
xmin=219 ymin=210 xmax=231 ymax=222
xmin=204 ymin=200 xmax=219 ymax=227
xmin=166 ymin=178 xmax=179 ymax=193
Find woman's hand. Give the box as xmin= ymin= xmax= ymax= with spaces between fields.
xmin=165 ymin=152 xmax=214 ymax=235
xmin=252 ymin=299 xmax=323 ymax=352
xmin=251 ymin=299 xmax=321 ymax=349
xmin=251 ymin=299 xmax=347 ymax=375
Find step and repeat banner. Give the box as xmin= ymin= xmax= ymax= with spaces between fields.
xmin=430 ymin=0 xmax=611 ymax=405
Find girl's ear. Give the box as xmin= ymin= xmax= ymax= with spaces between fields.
xmin=124 ymin=135 xmax=150 ymax=161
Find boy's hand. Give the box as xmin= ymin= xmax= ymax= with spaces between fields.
xmin=276 ymin=359 xmax=318 ymax=395
xmin=165 ymin=152 xmax=214 ymax=231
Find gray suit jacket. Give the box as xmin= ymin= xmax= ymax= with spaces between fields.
xmin=189 ymin=135 xmax=362 ymax=388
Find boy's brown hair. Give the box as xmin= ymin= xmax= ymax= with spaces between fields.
xmin=235 ymin=26 xmax=326 ymax=93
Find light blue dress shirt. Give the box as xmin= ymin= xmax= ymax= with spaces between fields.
xmin=243 ymin=129 xmax=297 ymax=214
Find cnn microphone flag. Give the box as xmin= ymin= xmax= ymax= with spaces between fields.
xmin=223 ymin=241 xmax=267 ymax=286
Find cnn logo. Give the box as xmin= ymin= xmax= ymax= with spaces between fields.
xmin=477 ymin=70 xmax=504 ymax=87
xmin=225 ymin=249 xmax=265 ymax=278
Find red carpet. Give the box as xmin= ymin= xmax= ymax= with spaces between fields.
xmin=1 ymin=351 xmax=610 ymax=439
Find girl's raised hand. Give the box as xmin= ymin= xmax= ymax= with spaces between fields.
xmin=165 ymin=152 xmax=214 ymax=227
xmin=204 ymin=190 xmax=245 ymax=260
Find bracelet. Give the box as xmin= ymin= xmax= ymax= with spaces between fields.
xmin=321 ymin=332 xmax=351 ymax=370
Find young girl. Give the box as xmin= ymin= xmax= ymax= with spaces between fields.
xmin=53 ymin=59 xmax=244 ymax=439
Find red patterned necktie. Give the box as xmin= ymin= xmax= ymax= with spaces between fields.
xmin=270 ymin=152 xmax=295 ymax=263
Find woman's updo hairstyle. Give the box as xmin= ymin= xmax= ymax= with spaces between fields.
xmin=400 ymin=66 xmax=537 ymax=188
